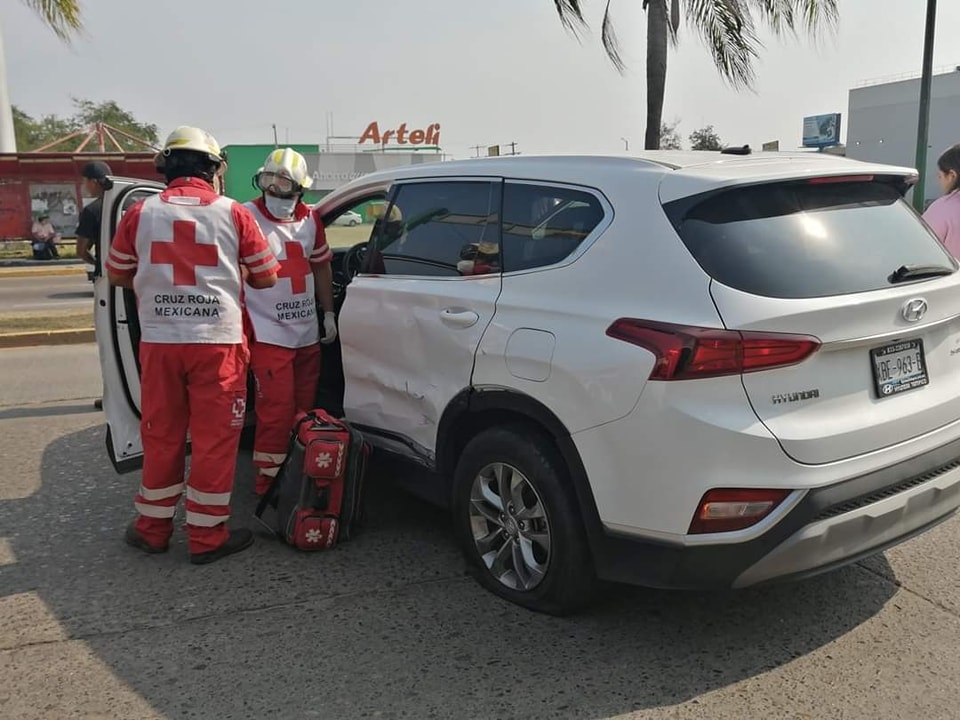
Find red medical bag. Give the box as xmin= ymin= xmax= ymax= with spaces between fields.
xmin=255 ymin=409 xmax=370 ymax=551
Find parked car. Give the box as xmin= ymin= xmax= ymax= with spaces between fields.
xmin=331 ymin=210 xmax=362 ymax=226
xmin=95 ymin=152 xmax=960 ymax=615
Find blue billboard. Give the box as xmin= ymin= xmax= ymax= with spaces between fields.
xmin=802 ymin=113 xmax=842 ymax=148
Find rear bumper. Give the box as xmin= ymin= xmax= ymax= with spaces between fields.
xmin=588 ymin=434 xmax=960 ymax=590
xmin=733 ymin=464 xmax=960 ymax=587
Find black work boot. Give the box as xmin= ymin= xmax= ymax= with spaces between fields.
xmin=124 ymin=523 xmax=169 ymax=554
xmin=190 ymin=528 xmax=254 ymax=565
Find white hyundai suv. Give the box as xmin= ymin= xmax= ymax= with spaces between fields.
xmin=96 ymin=152 xmax=960 ymax=615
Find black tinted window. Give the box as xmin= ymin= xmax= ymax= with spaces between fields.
xmin=671 ymin=182 xmax=956 ymax=299
xmin=501 ymin=184 xmax=604 ymax=272
xmin=370 ymin=181 xmax=499 ymax=277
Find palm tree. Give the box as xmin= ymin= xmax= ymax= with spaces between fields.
xmin=554 ymin=0 xmax=838 ymax=149
xmin=0 ymin=1 xmax=83 ymax=152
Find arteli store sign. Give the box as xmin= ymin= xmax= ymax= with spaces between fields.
xmin=358 ymin=122 xmax=441 ymax=147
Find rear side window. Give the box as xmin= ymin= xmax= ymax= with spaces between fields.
xmin=669 ymin=181 xmax=956 ymax=299
xmin=501 ymin=183 xmax=604 ymax=272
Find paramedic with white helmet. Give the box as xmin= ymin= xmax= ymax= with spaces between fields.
xmin=106 ymin=126 xmax=280 ymax=564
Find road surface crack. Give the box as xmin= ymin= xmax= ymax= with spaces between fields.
xmin=855 ymin=559 xmax=960 ymax=620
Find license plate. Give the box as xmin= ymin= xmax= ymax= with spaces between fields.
xmin=870 ymin=339 xmax=928 ymax=398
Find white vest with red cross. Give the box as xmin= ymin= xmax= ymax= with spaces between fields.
xmin=243 ymin=201 xmax=319 ymax=348
xmin=133 ymin=194 xmax=245 ymax=344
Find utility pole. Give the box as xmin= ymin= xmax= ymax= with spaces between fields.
xmin=0 ymin=24 xmax=16 ymax=152
xmin=506 ymin=142 xmax=519 ymax=156
xmin=471 ymin=145 xmax=484 ymax=158
xmin=272 ymin=124 xmax=279 ymax=148
xmin=913 ymin=0 xmax=938 ymax=212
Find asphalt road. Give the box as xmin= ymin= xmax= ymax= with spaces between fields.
xmin=0 ymin=274 xmax=93 ymax=314
xmin=2 ymin=344 xmax=960 ymax=719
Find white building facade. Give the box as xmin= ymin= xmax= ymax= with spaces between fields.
xmin=847 ymin=68 xmax=960 ymax=206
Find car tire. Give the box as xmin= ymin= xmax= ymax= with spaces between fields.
xmin=349 ymin=219 xmax=359 ymax=226
xmin=452 ymin=425 xmax=597 ymax=615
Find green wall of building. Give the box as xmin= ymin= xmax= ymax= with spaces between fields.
xmin=222 ymin=144 xmax=319 ymax=203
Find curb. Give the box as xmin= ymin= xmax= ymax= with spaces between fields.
xmin=0 ymin=328 xmax=95 ymax=349
xmin=0 ymin=266 xmax=87 ymax=279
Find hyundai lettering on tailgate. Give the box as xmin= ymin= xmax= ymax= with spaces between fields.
xmin=870 ymin=339 xmax=928 ymax=398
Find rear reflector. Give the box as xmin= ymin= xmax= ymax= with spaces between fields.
xmin=605 ymin=319 xmax=820 ymax=380
xmin=689 ymin=489 xmax=790 ymax=534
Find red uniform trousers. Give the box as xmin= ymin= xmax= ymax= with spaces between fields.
xmin=250 ymin=341 xmax=322 ymax=495
xmin=134 ymin=342 xmax=249 ymax=554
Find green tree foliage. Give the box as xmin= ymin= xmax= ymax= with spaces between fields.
xmin=689 ymin=125 xmax=723 ymax=151
xmin=12 ymin=98 xmax=159 ymax=152
xmin=21 ymin=0 xmax=83 ymax=41
xmin=554 ymin=1 xmax=838 ymax=149
xmin=660 ymin=118 xmax=683 ymax=150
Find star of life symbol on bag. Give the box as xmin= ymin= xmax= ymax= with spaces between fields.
xmin=305 ymin=528 xmax=323 ymax=544
xmin=230 ymin=398 xmax=246 ymax=428
xmin=315 ymin=451 xmax=332 ymax=469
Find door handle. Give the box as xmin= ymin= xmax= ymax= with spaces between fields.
xmin=440 ymin=308 xmax=480 ymax=328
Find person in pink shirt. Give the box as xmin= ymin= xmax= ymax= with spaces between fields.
xmin=922 ymin=144 xmax=960 ymax=256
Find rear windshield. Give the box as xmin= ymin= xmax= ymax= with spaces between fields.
xmin=669 ymin=181 xmax=956 ymax=299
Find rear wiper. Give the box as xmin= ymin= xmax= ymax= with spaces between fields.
xmin=889 ymin=264 xmax=955 ymax=283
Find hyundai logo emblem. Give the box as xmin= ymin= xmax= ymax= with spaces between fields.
xmin=901 ymin=298 xmax=928 ymax=323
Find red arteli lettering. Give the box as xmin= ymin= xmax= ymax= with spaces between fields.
xmin=358 ymin=122 xmax=440 ymax=146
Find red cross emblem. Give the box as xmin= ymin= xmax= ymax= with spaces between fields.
xmin=150 ymin=220 xmax=219 ymax=286
xmin=276 ymin=241 xmax=311 ymax=294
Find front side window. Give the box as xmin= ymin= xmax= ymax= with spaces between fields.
xmin=367 ymin=181 xmax=500 ymax=277
xmin=325 ymin=197 xmax=384 ymax=250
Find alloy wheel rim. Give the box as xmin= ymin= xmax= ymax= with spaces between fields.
xmin=469 ymin=462 xmax=551 ymax=591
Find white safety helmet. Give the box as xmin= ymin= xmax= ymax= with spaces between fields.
xmin=254 ymin=147 xmax=313 ymax=196
xmin=156 ymin=126 xmax=225 ymax=167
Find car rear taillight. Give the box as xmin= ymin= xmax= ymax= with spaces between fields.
xmin=688 ymin=489 xmax=790 ymax=534
xmin=605 ymin=319 xmax=820 ymax=380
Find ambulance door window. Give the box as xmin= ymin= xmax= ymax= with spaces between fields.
xmin=113 ymin=189 xmax=159 ymax=373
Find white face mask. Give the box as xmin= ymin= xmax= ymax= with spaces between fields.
xmin=265 ymin=194 xmax=297 ymax=219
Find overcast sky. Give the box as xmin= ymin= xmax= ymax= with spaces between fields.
xmin=2 ymin=0 xmax=958 ymax=159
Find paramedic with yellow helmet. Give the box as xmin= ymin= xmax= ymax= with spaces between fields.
xmin=243 ymin=148 xmax=337 ymax=495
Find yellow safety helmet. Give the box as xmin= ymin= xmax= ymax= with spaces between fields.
xmin=255 ymin=148 xmax=313 ymax=194
xmin=157 ymin=126 xmax=225 ymax=167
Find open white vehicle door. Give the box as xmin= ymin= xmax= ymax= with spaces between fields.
xmin=94 ymin=178 xmax=164 ymax=473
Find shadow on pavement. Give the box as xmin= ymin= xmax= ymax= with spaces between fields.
xmin=0 ymin=424 xmax=898 ymax=719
